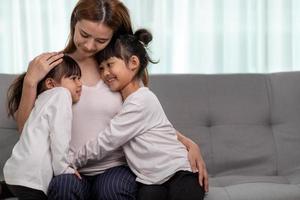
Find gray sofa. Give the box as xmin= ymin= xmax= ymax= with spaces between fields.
xmin=1 ymin=72 xmax=300 ymax=200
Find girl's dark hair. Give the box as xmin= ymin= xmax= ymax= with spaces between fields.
xmin=7 ymin=55 xmax=81 ymax=118
xmin=96 ymin=29 xmax=157 ymax=86
xmin=64 ymin=0 xmax=133 ymax=54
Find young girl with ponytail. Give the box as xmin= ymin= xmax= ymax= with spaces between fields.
xmin=3 ymin=55 xmax=82 ymax=200
xmin=71 ymin=29 xmax=205 ymax=200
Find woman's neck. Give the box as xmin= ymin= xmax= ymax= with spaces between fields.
xmin=69 ymin=52 xmax=102 ymax=86
xmin=70 ymin=50 xmax=91 ymax=62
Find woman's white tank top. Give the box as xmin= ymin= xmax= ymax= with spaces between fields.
xmin=70 ymin=80 xmax=126 ymax=175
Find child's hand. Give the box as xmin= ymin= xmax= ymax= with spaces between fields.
xmin=74 ymin=170 xmax=82 ymax=180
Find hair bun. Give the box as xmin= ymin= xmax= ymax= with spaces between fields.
xmin=134 ymin=29 xmax=152 ymax=46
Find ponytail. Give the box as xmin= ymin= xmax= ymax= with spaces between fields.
xmin=142 ymin=68 xmax=149 ymax=86
xmin=134 ymin=29 xmax=153 ymax=87
xmin=7 ymin=73 xmax=26 ymax=118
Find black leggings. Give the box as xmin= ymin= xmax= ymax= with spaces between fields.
xmin=7 ymin=184 xmax=47 ymax=200
xmin=0 ymin=181 xmax=15 ymax=199
xmin=137 ymin=171 xmax=205 ymax=200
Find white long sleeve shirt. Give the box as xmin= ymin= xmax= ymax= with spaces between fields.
xmin=4 ymin=87 xmax=75 ymax=194
xmin=72 ymin=87 xmax=191 ymax=184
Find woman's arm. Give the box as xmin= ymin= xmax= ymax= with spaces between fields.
xmin=177 ymin=131 xmax=209 ymax=192
xmin=15 ymin=78 xmax=37 ymax=132
xmin=15 ymin=52 xmax=64 ymax=132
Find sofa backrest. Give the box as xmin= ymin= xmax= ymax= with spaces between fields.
xmin=149 ymin=73 xmax=300 ymax=177
xmin=0 ymin=74 xmax=17 ymax=129
xmin=0 ymin=74 xmax=19 ymax=179
xmin=1 ymin=73 xmax=300 ymax=179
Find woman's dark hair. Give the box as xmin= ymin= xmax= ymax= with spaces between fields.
xmin=96 ymin=29 xmax=157 ymax=86
xmin=7 ymin=55 xmax=81 ymax=118
xmin=64 ymin=0 xmax=133 ymax=54
xmin=63 ymin=0 xmax=149 ymax=85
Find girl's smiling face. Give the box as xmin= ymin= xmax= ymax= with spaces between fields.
xmin=99 ymin=57 xmax=133 ymax=91
xmin=99 ymin=56 xmax=140 ymax=98
xmin=59 ymin=75 xmax=82 ymax=103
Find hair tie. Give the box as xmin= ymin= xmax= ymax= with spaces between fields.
xmin=138 ymin=40 xmax=145 ymax=46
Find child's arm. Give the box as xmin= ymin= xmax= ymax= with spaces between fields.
xmin=48 ymin=88 xmax=76 ymax=175
xmin=72 ymin=102 xmax=146 ymax=168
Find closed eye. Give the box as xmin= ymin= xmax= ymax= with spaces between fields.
xmin=96 ymin=39 xmax=109 ymax=44
xmin=80 ymin=32 xmax=89 ymax=38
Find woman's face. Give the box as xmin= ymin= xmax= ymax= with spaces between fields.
xmin=73 ymin=19 xmax=114 ymax=58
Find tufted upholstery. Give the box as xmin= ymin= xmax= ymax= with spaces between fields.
xmin=0 ymin=74 xmax=18 ymax=181
xmin=1 ymin=72 xmax=300 ymax=199
xmin=149 ymin=73 xmax=300 ymax=200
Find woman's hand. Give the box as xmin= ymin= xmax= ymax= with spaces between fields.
xmin=187 ymin=140 xmax=209 ymax=192
xmin=177 ymin=131 xmax=209 ymax=192
xmin=25 ymin=52 xmax=64 ymax=86
xmin=15 ymin=52 xmax=64 ymax=132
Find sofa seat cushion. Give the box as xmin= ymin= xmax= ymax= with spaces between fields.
xmin=210 ymin=175 xmax=291 ymax=187
xmin=205 ymin=176 xmax=300 ymax=200
xmin=286 ymin=170 xmax=300 ymax=184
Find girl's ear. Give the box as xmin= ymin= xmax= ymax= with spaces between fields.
xmin=45 ymin=78 xmax=56 ymax=89
xmin=129 ymin=55 xmax=140 ymax=72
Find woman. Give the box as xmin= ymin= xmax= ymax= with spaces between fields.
xmin=10 ymin=0 xmax=208 ymax=199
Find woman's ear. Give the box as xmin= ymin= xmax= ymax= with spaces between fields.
xmin=129 ymin=55 xmax=140 ymax=72
xmin=45 ymin=78 xmax=56 ymax=89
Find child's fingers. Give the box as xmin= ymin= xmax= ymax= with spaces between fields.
xmin=74 ymin=170 xmax=82 ymax=180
